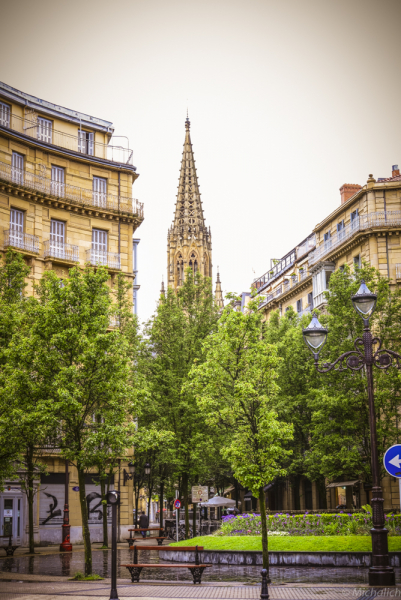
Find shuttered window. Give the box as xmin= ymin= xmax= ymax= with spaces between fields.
xmin=50 ymin=220 xmax=65 ymax=257
xmin=51 ymin=166 xmax=65 ymax=197
xmin=92 ymin=229 xmax=107 ymax=265
xmin=0 ymin=102 xmax=10 ymax=127
xmin=11 ymin=152 xmax=24 ymax=185
xmin=10 ymin=208 xmax=24 ymax=247
xmin=78 ymin=130 xmax=94 ymax=156
xmin=37 ymin=117 xmax=52 ymax=144
xmin=93 ymin=177 xmax=107 ymax=208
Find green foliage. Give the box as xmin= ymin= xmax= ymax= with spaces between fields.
xmin=188 ymin=294 xmax=293 ymax=568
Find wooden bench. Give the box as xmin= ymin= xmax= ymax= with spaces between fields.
xmin=125 ymin=527 xmax=166 ymax=547
xmin=128 ymin=536 xmax=167 ymax=547
xmin=0 ymin=534 xmax=19 ymax=557
xmin=122 ymin=544 xmax=208 ymax=584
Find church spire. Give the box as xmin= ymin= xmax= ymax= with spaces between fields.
xmin=167 ymin=116 xmax=212 ymax=290
xmin=215 ymin=267 xmax=224 ymax=309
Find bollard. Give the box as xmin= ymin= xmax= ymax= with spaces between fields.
xmin=260 ymin=568 xmax=269 ymax=600
xmin=106 ymin=491 xmax=120 ymax=600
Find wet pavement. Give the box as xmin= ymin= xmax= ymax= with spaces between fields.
xmin=1 ymin=548 xmax=401 ymax=585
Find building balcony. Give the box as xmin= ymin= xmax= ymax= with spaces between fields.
xmin=0 ymin=160 xmax=144 ymax=219
xmin=86 ymin=249 xmax=121 ymax=270
xmin=43 ymin=240 xmax=79 ymax=263
xmin=4 ymin=229 xmax=39 ymax=254
xmin=258 ymin=271 xmax=311 ymax=311
xmin=309 ymin=212 xmax=401 ymax=266
xmin=1 ymin=112 xmax=134 ymax=167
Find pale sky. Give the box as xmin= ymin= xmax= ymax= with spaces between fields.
xmin=1 ymin=0 xmax=401 ymax=323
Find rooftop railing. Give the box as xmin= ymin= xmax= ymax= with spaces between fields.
xmin=4 ymin=229 xmax=39 ymax=253
xmin=44 ymin=240 xmax=79 ymax=262
xmin=309 ymin=212 xmax=401 ymax=266
xmin=0 ymin=160 xmax=144 ymax=218
xmin=86 ymin=249 xmax=121 ymax=270
xmin=1 ymin=112 xmax=134 ymax=166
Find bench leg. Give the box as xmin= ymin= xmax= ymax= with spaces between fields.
xmin=157 ymin=539 xmax=163 ymax=546
xmin=127 ymin=566 xmax=143 ymax=583
xmin=188 ymin=567 xmax=206 ymax=584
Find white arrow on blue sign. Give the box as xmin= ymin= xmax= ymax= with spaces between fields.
xmin=383 ymin=444 xmax=401 ymax=478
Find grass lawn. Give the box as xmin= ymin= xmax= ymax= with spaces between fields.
xmin=170 ymin=535 xmax=401 ymax=553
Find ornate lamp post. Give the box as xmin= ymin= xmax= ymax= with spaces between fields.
xmin=303 ymin=280 xmax=401 ymax=587
xmin=60 ymin=459 xmax=72 ymax=552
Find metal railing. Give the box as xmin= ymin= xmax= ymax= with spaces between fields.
xmin=298 ymin=304 xmax=312 ymax=317
xmin=0 ymin=160 xmax=144 ymax=217
xmin=4 ymin=229 xmax=39 ymax=253
xmin=297 ymin=234 xmax=316 ymax=259
xmin=43 ymin=240 xmax=79 ymax=262
xmin=2 ymin=112 xmax=134 ymax=165
xmin=258 ymin=271 xmax=311 ymax=310
xmin=309 ymin=212 xmax=401 ymax=266
xmin=86 ymin=249 xmax=121 ymax=270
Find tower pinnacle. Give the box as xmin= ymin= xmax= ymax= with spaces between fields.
xmin=167 ymin=117 xmax=212 ymax=290
xmin=215 ymin=267 xmax=224 ymax=309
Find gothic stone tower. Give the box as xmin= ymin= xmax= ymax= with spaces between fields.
xmin=167 ymin=115 xmax=212 ymax=289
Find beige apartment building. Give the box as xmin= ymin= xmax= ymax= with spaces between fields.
xmin=253 ymin=167 xmax=401 ymax=512
xmin=0 ymin=81 xmax=143 ymax=545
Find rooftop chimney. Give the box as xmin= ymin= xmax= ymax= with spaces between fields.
xmin=340 ymin=183 xmax=362 ymax=205
xmin=392 ymin=164 xmax=400 ymax=177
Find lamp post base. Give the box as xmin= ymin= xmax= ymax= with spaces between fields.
xmin=368 ymin=567 xmax=395 ymax=587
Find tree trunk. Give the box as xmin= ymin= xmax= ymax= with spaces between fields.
xmin=147 ymin=482 xmax=153 ymax=520
xmin=259 ymin=486 xmax=270 ymax=580
xmin=100 ymin=476 xmax=108 ymax=548
xmin=77 ymin=466 xmax=92 ymax=576
xmin=182 ymin=472 xmax=189 ymax=538
xmin=26 ymin=445 xmax=35 ymax=554
xmin=159 ymin=480 xmax=164 ymax=530
xmin=234 ymin=480 xmax=239 ymax=509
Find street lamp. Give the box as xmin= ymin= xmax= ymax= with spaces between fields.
xmin=123 ymin=461 xmax=135 ymax=485
xmin=302 ymin=280 xmax=401 ymax=587
xmin=60 ymin=459 xmax=72 ymax=552
xmin=144 ymin=462 xmax=151 ymax=475
xmin=106 ymin=490 xmax=120 ymax=600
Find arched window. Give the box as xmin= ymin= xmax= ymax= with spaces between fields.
xmin=189 ymin=252 xmax=198 ymax=276
xmin=176 ymin=254 xmax=184 ymax=285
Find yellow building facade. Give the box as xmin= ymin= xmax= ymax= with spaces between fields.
xmin=0 ymin=81 xmax=143 ymax=545
xmin=253 ymin=167 xmax=401 ymax=512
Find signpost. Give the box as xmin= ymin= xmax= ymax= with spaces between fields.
xmin=174 ymin=495 xmax=181 ymax=542
xmin=384 ymin=444 xmax=401 ymax=512
xmin=191 ymin=486 xmax=208 ymax=503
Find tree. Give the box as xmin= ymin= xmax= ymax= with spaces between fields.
xmin=302 ymin=263 xmax=401 ymax=486
xmin=143 ymin=268 xmax=220 ymax=537
xmin=187 ymin=295 xmax=293 ymax=574
xmin=15 ymin=266 xmax=138 ymax=574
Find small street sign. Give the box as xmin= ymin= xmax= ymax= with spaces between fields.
xmin=174 ymin=499 xmax=181 ymax=509
xmin=383 ymin=445 xmax=401 ymax=477
xmin=192 ymin=485 xmax=208 ymax=503
xmin=72 ymin=486 xmax=79 ymax=492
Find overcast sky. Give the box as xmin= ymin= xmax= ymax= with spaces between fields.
xmin=1 ymin=0 xmax=401 ymax=323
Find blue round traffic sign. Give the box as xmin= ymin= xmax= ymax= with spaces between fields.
xmin=383 ymin=444 xmax=401 ymax=478
xmin=174 ymin=499 xmax=181 ymax=509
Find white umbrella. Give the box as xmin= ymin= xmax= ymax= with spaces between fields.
xmin=200 ymin=496 xmax=236 ymax=507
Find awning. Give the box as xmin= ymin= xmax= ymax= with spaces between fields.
xmin=263 ymin=482 xmax=275 ymax=492
xmin=326 ymin=480 xmax=360 ymax=489
xmin=224 ymin=486 xmax=235 ymax=495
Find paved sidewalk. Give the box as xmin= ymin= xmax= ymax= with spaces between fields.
xmin=1 ymin=580 xmax=401 ymax=600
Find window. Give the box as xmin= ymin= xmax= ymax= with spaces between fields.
xmin=351 ymin=209 xmax=359 ymax=230
xmin=353 ymin=255 xmax=361 ymax=269
xmin=37 ymin=117 xmax=52 ymax=144
xmin=50 ymin=220 xmax=65 ymax=256
xmin=189 ymin=252 xmax=198 ymax=274
xmin=312 ymin=265 xmax=335 ymax=308
xmin=285 ymin=306 xmax=290 ymax=313
xmin=296 ymin=299 xmax=302 ymax=314
xmin=11 ymin=151 xmax=24 ymax=185
xmin=324 ymin=231 xmax=331 ymax=244
xmin=307 ymin=292 xmax=313 ymax=308
xmin=339 ymin=265 xmax=345 ymax=271
xmin=92 ymin=229 xmax=108 ymax=265
xmin=93 ymin=177 xmax=107 ymax=208
xmin=51 ymin=166 xmax=65 ymax=197
xmin=78 ymin=130 xmax=94 ymax=156
xmin=0 ymin=101 xmax=10 ymax=127
xmin=9 ymin=208 xmax=24 ymax=247
xmin=337 ymin=220 xmax=345 ymax=240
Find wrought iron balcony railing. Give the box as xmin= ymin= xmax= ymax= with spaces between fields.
xmin=309 ymin=212 xmax=401 ymax=266
xmin=4 ymin=229 xmax=39 ymax=253
xmin=2 ymin=112 xmax=134 ymax=166
xmin=0 ymin=160 xmax=144 ymax=218
xmin=86 ymin=249 xmax=121 ymax=270
xmin=43 ymin=240 xmax=79 ymax=262
xmin=258 ymin=271 xmax=311 ymax=310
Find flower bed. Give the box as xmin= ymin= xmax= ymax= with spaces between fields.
xmin=217 ymin=510 xmax=401 ymax=537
